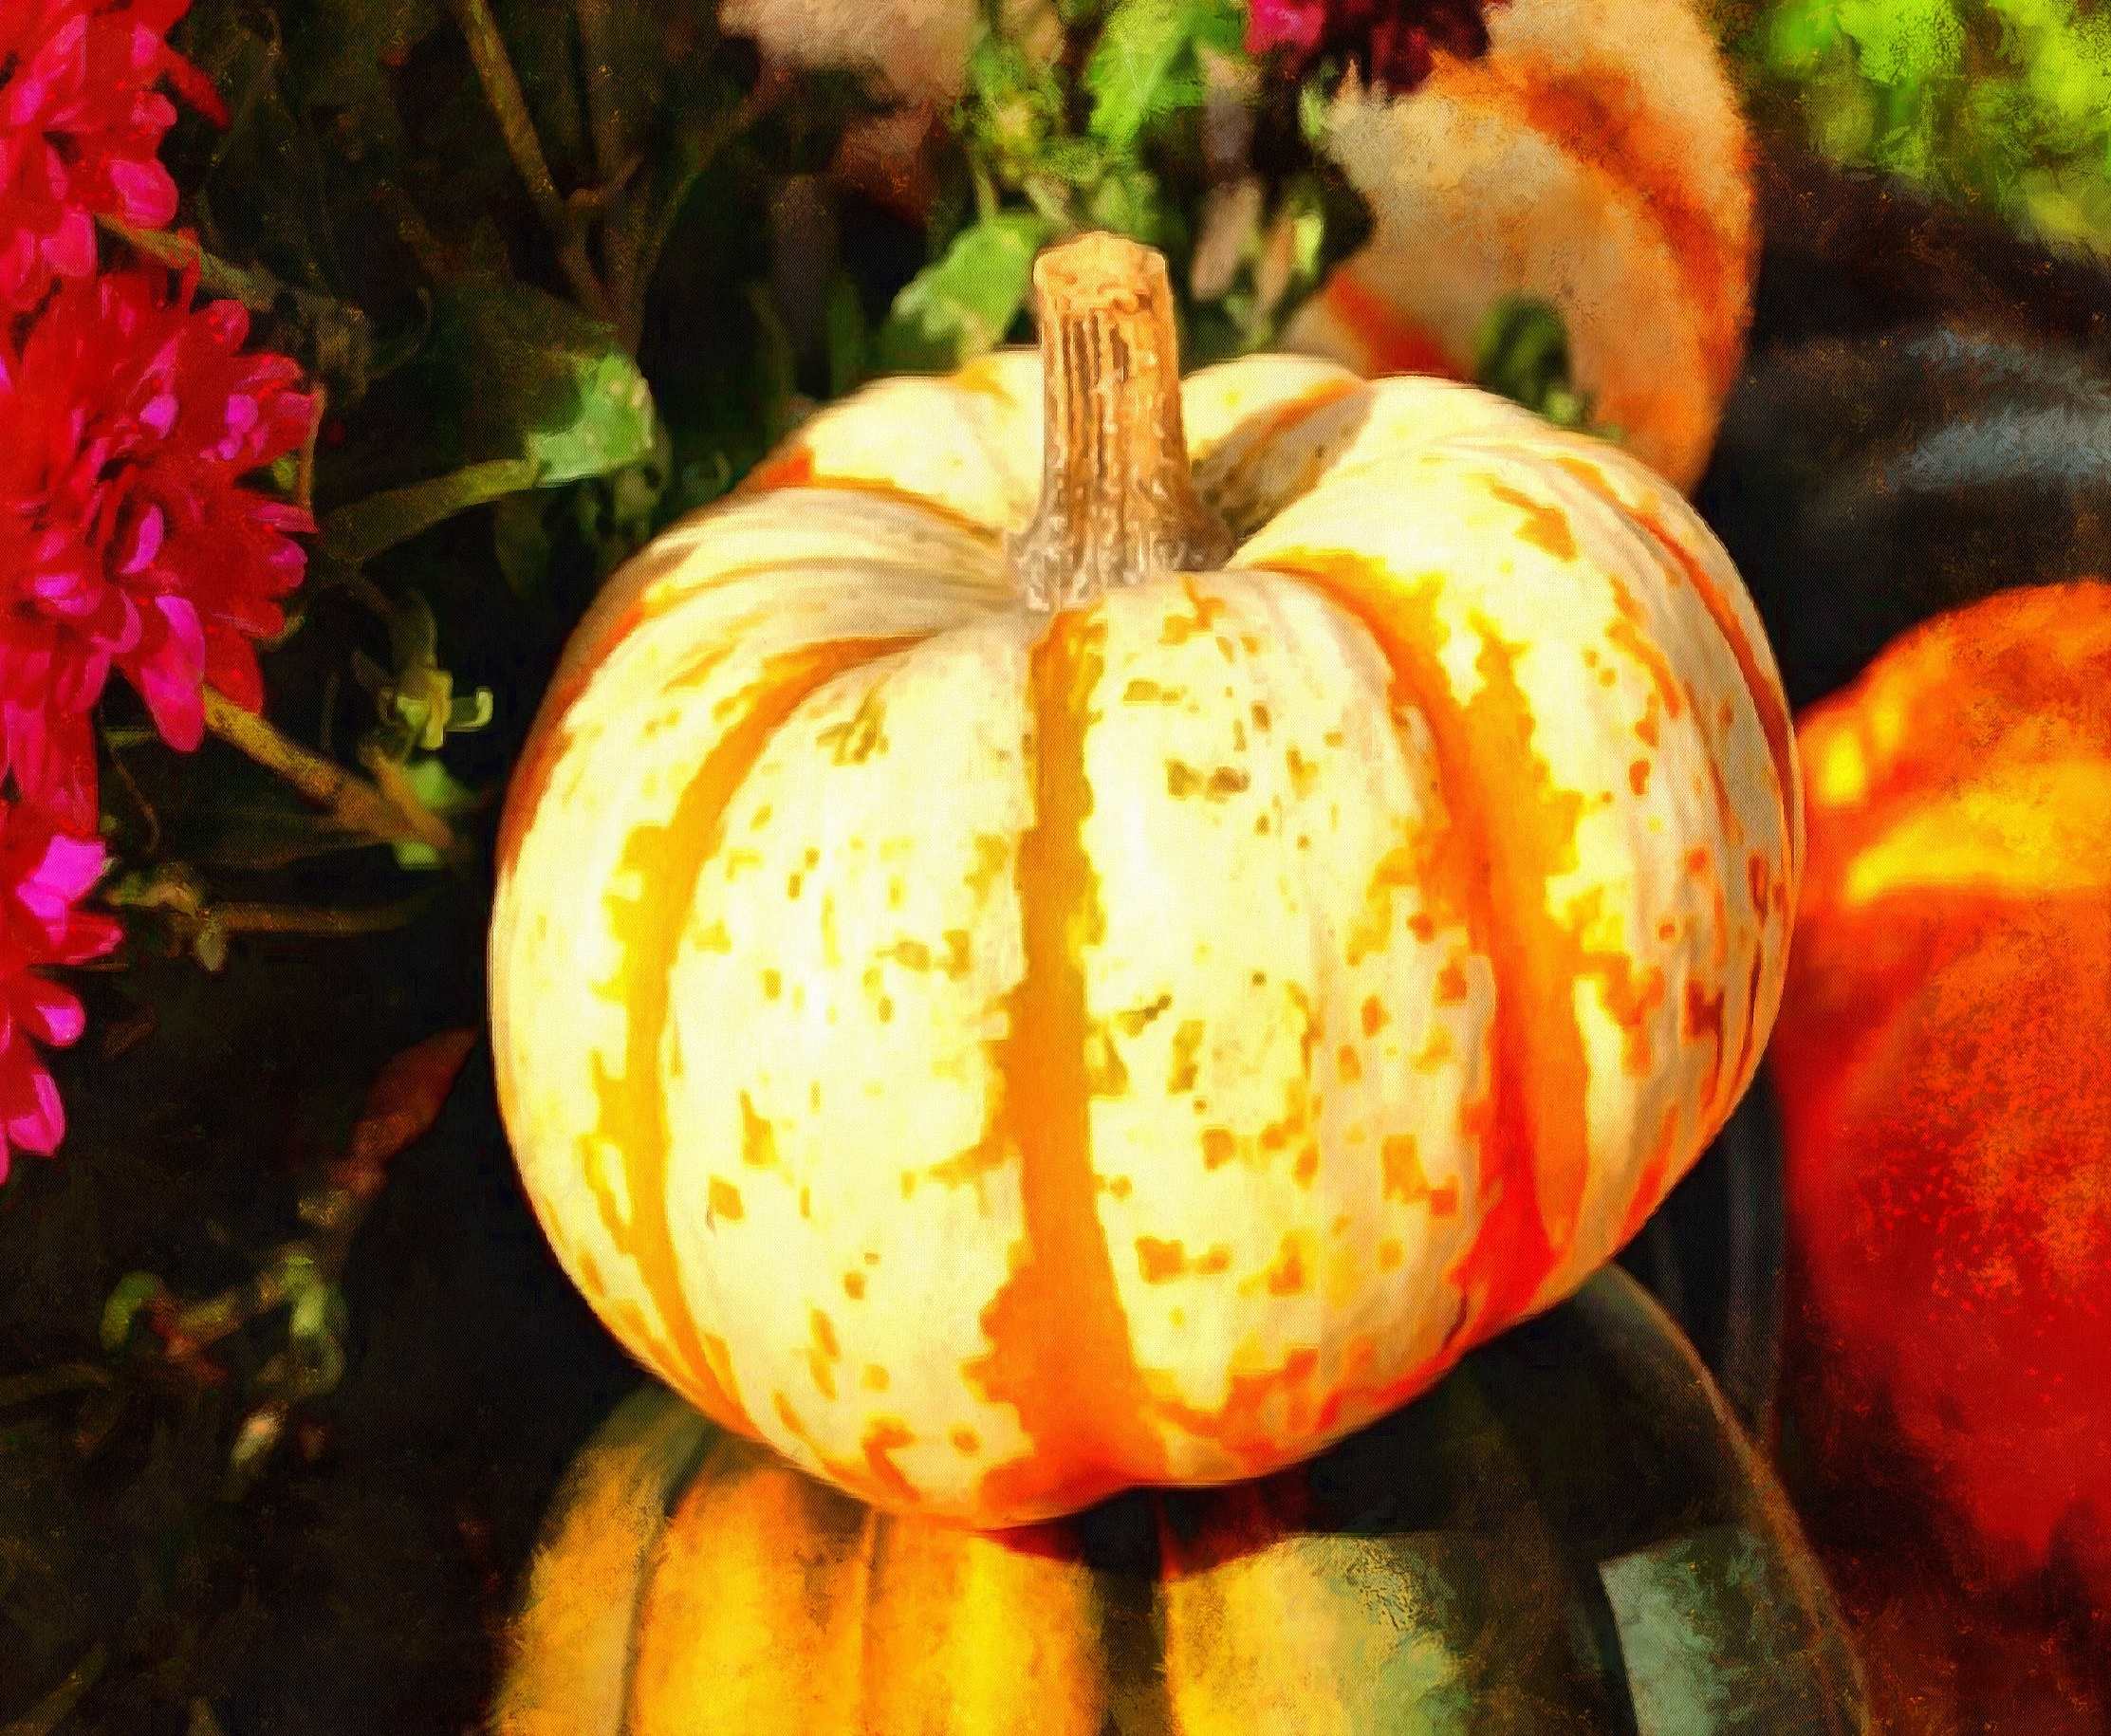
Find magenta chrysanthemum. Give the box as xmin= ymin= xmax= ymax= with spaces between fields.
xmin=1246 ymin=0 xmax=1503 ymax=93
xmin=0 ymin=267 xmax=315 ymax=827
xmin=0 ymin=796 xmax=120 ymax=1181
xmin=0 ymin=0 xmax=225 ymax=314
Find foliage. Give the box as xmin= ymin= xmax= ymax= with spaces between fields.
xmin=875 ymin=0 xmax=1369 ymax=372
xmin=1744 ymin=0 xmax=2111 ymax=256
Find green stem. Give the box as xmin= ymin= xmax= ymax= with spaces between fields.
xmin=202 ymin=690 xmax=458 ymax=858
xmin=446 ymin=0 xmax=614 ymax=319
xmin=98 ymin=215 xmax=282 ymax=311
xmin=213 ymin=895 xmax=437 ymax=937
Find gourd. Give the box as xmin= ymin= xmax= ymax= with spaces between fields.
xmin=494 ymin=1268 xmax=1869 ymax=1736
xmin=1698 ymin=327 xmax=2111 ymax=708
xmin=1770 ymin=582 xmax=2111 ymax=1730
xmin=489 ymin=232 xmax=1800 ymax=1525
xmin=1277 ymin=0 xmax=1756 ymax=491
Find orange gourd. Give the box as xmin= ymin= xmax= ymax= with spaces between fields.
xmin=1772 ymin=582 xmax=2111 ymax=1729
xmin=489 ymin=234 xmax=1800 ymax=1525
xmin=495 ymin=1273 xmax=1869 ymax=1736
xmin=1283 ymin=0 xmax=1755 ymax=490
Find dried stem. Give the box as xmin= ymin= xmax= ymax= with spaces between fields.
xmin=1009 ymin=233 xmax=1231 ymax=609
xmin=447 ymin=0 xmax=613 ymax=320
xmin=202 ymin=689 xmax=457 ymax=858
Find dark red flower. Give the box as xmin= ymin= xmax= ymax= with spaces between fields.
xmin=0 ymin=1 xmax=225 ymax=315
xmin=1 ymin=267 xmax=315 ymax=826
xmin=0 ymin=796 xmax=120 ymax=1180
xmin=1246 ymin=0 xmax=1503 ymax=93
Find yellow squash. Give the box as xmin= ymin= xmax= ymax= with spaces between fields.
xmin=1284 ymin=0 xmax=1755 ymax=490
xmin=490 ymin=234 xmax=1800 ymax=1525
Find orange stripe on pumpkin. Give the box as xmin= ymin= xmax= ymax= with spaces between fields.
xmin=1262 ymin=552 xmax=1599 ymax=1339
xmin=737 ymin=446 xmax=1007 ymax=545
xmin=965 ymin=605 xmax=1167 ymax=1520
xmin=589 ymin=635 xmax=921 ymax=1437
xmin=1554 ymin=451 xmax=1794 ymax=893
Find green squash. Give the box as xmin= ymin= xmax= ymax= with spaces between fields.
xmin=494 ymin=1269 xmax=1865 ymax=1734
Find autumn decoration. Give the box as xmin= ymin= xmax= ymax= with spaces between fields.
xmin=1772 ymin=581 xmax=2111 ymax=1730
xmin=490 ymin=231 xmax=1800 ymax=1524
xmin=496 ymin=1269 xmax=1867 ymax=1735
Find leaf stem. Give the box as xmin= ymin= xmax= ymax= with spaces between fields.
xmin=447 ymin=0 xmax=614 ymax=320
xmin=201 ymin=690 xmax=458 ymax=859
xmin=98 ymin=215 xmax=284 ymax=312
xmin=213 ymin=895 xmax=437 ymax=937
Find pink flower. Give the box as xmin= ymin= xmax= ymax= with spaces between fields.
xmin=0 ymin=796 xmax=120 ymax=1181
xmin=1246 ymin=0 xmax=1503 ymax=93
xmin=0 ymin=267 xmax=315 ymax=827
xmin=0 ymin=0 xmax=225 ymax=314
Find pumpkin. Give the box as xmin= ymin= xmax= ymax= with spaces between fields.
xmin=489 ymin=233 xmax=1801 ymax=1525
xmin=1769 ymin=582 xmax=2111 ymax=1728
xmin=494 ymin=1267 xmax=1868 ymax=1736
xmin=1698 ymin=326 xmax=2111 ymax=709
xmin=1279 ymin=0 xmax=1756 ymax=491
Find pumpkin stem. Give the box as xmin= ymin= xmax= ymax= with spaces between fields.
xmin=1010 ymin=232 xmax=1233 ymax=609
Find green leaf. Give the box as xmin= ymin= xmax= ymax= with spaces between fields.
xmin=1083 ymin=0 xmax=1244 ymax=151
xmin=874 ymin=212 xmax=1051 ymax=373
xmin=430 ymin=281 xmax=658 ymax=484
xmin=100 ymin=1274 xmax=166 ymax=1353
xmin=824 ymin=274 xmax=870 ymax=398
xmin=1473 ymin=296 xmax=1601 ymax=434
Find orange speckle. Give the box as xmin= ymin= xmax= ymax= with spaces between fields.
xmin=1435 ymin=960 xmax=1470 ymax=1004
xmin=1294 ymin=1142 xmax=1321 ymax=1186
xmin=1165 ymin=759 xmax=1201 ymax=798
xmin=1378 ymin=1237 xmax=1404 ymax=1270
xmin=1115 ymin=992 xmax=1174 ymax=1036
xmin=1488 ymin=482 xmax=1577 ymax=561
xmin=708 ymin=1177 xmax=744 ymax=1222
xmin=951 ymin=1427 xmax=981 ymax=1454
xmin=1382 ymin=1133 xmax=1460 ymax=1215
xmin=1264 ymin=1235 xmax=1310 ymax=1296
xmin=1158 ymin=580 xmax=1230 ymax=645
xmin=1361 ymin=995 xmax=1389 ymax=1036
xmin=1629 ymin=758 xmax=1652 ymax=796
xmin=843 ymin=1271 xmax=867 ymax=1301
xmin=1137 ymin=1236 xmax=1188 ymax=1283
xmin=862 ymin=1364 xmax=890 ymax=1392
xmin=810 ymin=1309 xmax=839 ymax=1360
xmin=1168 ymin=1020 xmax=1206 ymax=1092
xmin=1285 ymin=748 xmax=1322 ymax=799
xmin=1196 ymin=1246 xmax=1232 ymax=1276
xmin=1201 ymin=1127 xmax=1237 ymax=1169
xmin=1337 ymin=1044 xmax=1363 ymax=1081
xmin=1208 ymin=766 xmax=1250 ymax=798
xmin=738 ymin=1093 xmax=778 ymax=1169
xmin=760 ymin=968 xmax=781 ymax=999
